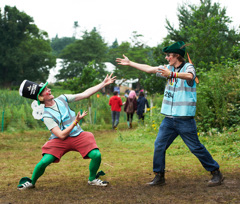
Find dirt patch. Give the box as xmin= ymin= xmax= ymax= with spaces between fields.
xmin=1 ymin=172 xmax=240 ymax=204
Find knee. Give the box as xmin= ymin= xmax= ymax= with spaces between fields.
xmin=190 ymin=144 xmax=205 ymax=154
xmin=38 ymin=160 xmax=50 ymax=169
xmin=90 ymin=150 xmax=102 ymax=161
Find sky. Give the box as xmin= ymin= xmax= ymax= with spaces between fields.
xmin=0 ymin=0 xmax=239 ymax=47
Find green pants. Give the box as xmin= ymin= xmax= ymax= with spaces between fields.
xmin=31 ymin=149 xmax=101 ymax=185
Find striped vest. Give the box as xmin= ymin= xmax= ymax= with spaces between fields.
xmin=161 ymin=63 xmax=197 ymax=116
xmin=43 ymin=95 xmax=83 ymax=140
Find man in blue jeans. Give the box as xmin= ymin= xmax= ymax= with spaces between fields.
xmin=116 ymin=41 xmax=223 ymax=187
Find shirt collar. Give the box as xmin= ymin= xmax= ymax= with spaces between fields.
xmin=177 ymin=61 xmax=186 ymax=69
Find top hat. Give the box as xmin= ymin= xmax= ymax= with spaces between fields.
xmin=162 ymin=41 xmax=186 ymax=57
xmin=19 ymin=80 xmax=48 ymax=105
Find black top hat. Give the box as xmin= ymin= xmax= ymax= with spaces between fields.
xmin=19 ymin=80 xmax=48 ymax=105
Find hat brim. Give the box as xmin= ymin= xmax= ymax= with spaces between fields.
xmin=37 ymin=82 xmax=48 ymax=105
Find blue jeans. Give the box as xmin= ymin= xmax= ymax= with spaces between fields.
xmin=153 ymin=117 xmax=219 ymax=173
xmin=111 ymin=111 xmax=120 ymax=128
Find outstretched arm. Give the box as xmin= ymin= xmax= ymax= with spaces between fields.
xmin=74 ymin=73 xmax=116 ymax=101
xmin=116 ymin=54 xmax=159 ymax=74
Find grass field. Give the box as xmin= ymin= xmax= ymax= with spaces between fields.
xmin=0 ymin=123 xmax=240 ymax=203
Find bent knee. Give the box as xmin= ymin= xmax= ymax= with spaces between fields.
xmin=89 ymin=149 xmax=101 ymax=160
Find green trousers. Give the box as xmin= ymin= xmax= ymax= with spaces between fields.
xmin=31 ymin=149 xmax=101 ymax=185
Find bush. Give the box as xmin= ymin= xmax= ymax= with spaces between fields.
xmin=196 ymin=58 xmax=240 ymax=132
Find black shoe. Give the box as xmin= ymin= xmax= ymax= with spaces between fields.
xmin=147 ymin=172 xmax=165 ymax=186
xmin=208 ymin=169 xmax=223 ymax=187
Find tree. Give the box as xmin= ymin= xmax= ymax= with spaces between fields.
xmin=57 ymin=27 xmax=108 ymax=81
xmin=108 ymin=32 xmax=152 ymax=87
xmin=51 ymin=35 xmax=76 ymax=57
xmin=0 ymin=6 xmax=56 ymax=87
xmin=165 ymin=0 xmax=240 ymax=68
xmin=107 ymin=31 xmax=167 ymax=95
xmin=61 ymin=61 xmax=101 ymax=124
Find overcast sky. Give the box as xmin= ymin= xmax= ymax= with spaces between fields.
xmin=0 ymin=0 xmax=239 ymax=47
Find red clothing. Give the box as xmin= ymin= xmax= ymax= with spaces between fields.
xmin=42 ymin=132 xmax=98 ymax=163
xmin=109 ymin=95 xmax=123 ymax=112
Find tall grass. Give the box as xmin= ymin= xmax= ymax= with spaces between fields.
xmin=0 ymin=87 xmax=163 ymax=132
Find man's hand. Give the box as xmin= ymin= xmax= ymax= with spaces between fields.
xmin=116 ymin=54 xmax=130 ymax=66
xmin=157 ymin=65 xmax=171 ymax=78
xmin=103 ymin=73 xmax=116 ymax=86
xmin=76 ymin=110 xmax=88 ymax=121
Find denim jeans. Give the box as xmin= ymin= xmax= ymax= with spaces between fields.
xmin=111 ymin=111 xmax=120 ymax=128
xmin=153 ymin=117 xmax=219 ymax=173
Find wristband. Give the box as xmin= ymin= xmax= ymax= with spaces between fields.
xmin=74 ymin=120 xmax=79 ymax=126
xmin=173 ymin=72 xmax=176 ymax=78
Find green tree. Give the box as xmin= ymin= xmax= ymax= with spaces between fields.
xmin=51 ymin=35 xmax=76 ymax=57
xmin=0 ymin=6 xmax=56 ymax=87
xmin=57 ymin=27 xmax=108 ymax=81
xmin=165 ymin=0 xmax=240 ymax=68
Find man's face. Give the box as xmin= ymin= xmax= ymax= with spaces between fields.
xmin=41 ymin=87 xmax=54 ymax=101
xmin=165 ymin=53 xmax=178 ymax=66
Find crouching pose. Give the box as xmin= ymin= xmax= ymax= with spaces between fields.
xmin=18 ymin=74 xmax=116 ymax=190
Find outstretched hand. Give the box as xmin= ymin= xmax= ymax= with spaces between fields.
xmin=157 ymin=65 xmax=171 ymax=78
xmin=103 ymin=73 xmax=116 ymax=86
xmin=76 ymin=110 xmax=88 ymax=121
xmin=116 ymin=54 xmax=130 ymax=66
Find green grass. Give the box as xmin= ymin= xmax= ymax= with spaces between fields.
xmin=0 ymin=123 xmax=240 ymax=203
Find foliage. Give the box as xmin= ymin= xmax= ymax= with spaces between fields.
xmin=0 ymin=6 xmax=56 ymax=87
xmin=108 ymin=31 xmax=164 ymax=93
xmin=57 ymin=27 xmax=108 ymax=81
xmin=60 ymin=61 xmax=101 ymax=94
xmin=196 ymin=59 xmax=240 ymax=131
xmin=51 ymin=35 xmax=76 ymax=57
xmin=165 ymin=0 xmax=240 ymax=68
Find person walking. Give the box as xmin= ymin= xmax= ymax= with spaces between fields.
xmin=137 ymin=91 xmax=149 ymax=124
xmin=116 ymin=41 xmax=223 ymax=187
xmin=17 ymin=74 xmax=116 ymax=190
xmin=109 ymin=91 xmax=123 ymax=129
xmin=124 ymin=90 xmax=137 ymax=128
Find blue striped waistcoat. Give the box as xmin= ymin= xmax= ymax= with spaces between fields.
xmin=43 ymin=95 xmax=83 ymax=140
xmin=161 ymin=63 xmax=197 ymax=117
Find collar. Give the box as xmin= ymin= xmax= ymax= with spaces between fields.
xmin=176 ymin=61 xmax=186 ymax=69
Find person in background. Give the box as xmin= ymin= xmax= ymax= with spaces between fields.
xmin=17 ymin=74 xmax=116 ymax=190
xmin=137 ymin=91 xmax=149 ymax=124
xmin=109 ymin=91 xmax=123 ymax=129
xmin=124 ymin=89 xmax=130 ymax=98
xmin=116 ymin=41 xmax=223 ymax=187
xmin=124 ymin=90 xmax=137 ymax=128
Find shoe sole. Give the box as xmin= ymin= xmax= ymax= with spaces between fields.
xmin=17 ymin=186 xmax=35 ymax=191
xmin=207 ymin=177 xmax=224 ymax=187
xmin=88 ymin=183 xmax=108 ymax=187
xmin=147 ymin=182 xmax=166 ymax=186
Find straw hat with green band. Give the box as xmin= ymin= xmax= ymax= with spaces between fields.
xmin=19 ymin=80 xmax=48 ymax=105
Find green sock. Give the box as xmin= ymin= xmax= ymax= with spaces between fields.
xmin=87 ymin=149 xmax=101 ymax=181
xmin=127 ymin=121 xmax=130 ymax=127
xmin=31 ymin=154 xmax=56 ymax=185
